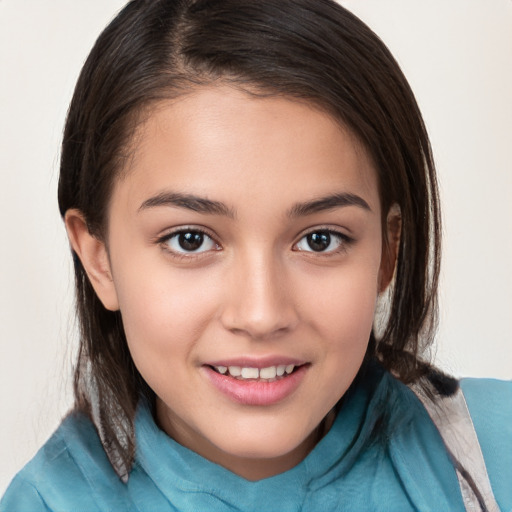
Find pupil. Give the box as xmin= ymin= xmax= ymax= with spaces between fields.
xmin=307 ymin=232 xmax=330 ymax=251
xmin=179 ymin=232 xmax=203 ymax=251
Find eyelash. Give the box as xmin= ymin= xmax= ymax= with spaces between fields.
xmin=156 ymin=227 xmax=220 ymax=260
xmin=155 ymin=227 xmax=354 ymax=260
xmin=293 ymin=228 xmax=354 ymax=256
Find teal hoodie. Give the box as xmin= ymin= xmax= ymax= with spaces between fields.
xmin=1 ymin=364 xmax=511 ymax=511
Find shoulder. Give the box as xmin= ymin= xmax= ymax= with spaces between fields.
xmin=0 ymin=411 xmax=131 ymax=512
xmin=381 ymin=372 xmax=512 ymax=510
xmin=460 ymin=377 xmax=512 ymax=507
xmin=460 ymin=376 xmax=512 ymax=423
xmin=0 ymin=475 xmax=49 ymax=512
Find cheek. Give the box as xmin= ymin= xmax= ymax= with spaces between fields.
xmin=299 ymin=254 xmax=380 ymax=393
xmin=306 ymin=263 xmax=380 ymax=340
xmin=306 ymin=266 xmax=379 ymax=397
xmin=112 ymin=258 xmax=222 ymax=364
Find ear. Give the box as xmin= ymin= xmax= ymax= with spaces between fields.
xmin=378 ymin=203 xmax=401 ymax=293
xmin=65 ymin=209 xmax=120 ymax=311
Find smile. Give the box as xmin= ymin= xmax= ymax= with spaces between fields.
xmin=203 ymin=362 xmax=309 ymax=406
xmin=211 ymin=364 xmax=297 ymax=382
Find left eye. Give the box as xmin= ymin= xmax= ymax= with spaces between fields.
xmin=164 ymin=230 xmax=218 ymax=254
xmin=295 ymin=230 xmax=346 ymax=253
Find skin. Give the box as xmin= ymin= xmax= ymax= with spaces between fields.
xmin=66 ymin=85 xmax=399 ymax=481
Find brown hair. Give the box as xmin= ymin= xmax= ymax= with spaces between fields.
xmin=58 ymin=0 xmax=441 ymax=474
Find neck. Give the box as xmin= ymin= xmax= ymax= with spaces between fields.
xmin=156 ymin=401 xmax=336 ymax=481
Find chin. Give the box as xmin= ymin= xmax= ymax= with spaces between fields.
xmin=212 ymin=421 xmax=316 ymax=461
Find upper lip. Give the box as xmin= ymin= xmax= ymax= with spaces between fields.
xmin=204 ymin=356 xmax=308 ymax=369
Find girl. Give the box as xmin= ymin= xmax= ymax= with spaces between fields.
xmin=1 ymin=0 xmax=510 ymax=510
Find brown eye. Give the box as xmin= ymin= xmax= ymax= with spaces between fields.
xmin=163 ymin=230 xmax=218 ymax=254
xmin=178 ymin=232 xmax=204 ymax=251
xmin=306 ymin=232 xmax=331 ymax=252
xmin=295 ymin=230 xmax=349 ymax=253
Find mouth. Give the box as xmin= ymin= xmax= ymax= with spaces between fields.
xmin=202 ymin=361 xmax=309 ymax=406
xmin=207 ymin=363 xmax=302 ymax=382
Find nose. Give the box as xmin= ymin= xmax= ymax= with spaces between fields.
xmin=220 ymin=250 xmax=299 ymax=340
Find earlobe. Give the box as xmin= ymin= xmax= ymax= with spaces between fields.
xmin=379 ymin=203 xmax=401 ymax=293
xmin=64 ymin=209 xmax=120 ymax=311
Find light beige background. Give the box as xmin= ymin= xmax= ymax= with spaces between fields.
xmin=1 ymin=0 xmax=511 ymax=495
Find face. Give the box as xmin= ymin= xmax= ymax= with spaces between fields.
xmin=72 ymin=86 xmax=395 ymax=480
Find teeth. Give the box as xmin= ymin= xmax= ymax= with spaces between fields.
xmin=241 ymin=367 xmax=259 ymax=379
xmin=214 ymin=364 xmax=297 ymax=380
xmin=228 ymin=366 xmax=241 ymax=377
xmin=285 ymin=364 xmax=295 ymax=374
xmin=259 ymin=366 xmax=277 ymax=379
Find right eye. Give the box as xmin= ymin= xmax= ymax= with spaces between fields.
xmin=162 ymin=229 xmax=219 ymax=255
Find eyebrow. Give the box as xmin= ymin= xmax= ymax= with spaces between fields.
xmin=287 ymin=192 xmax=371 ymax=217
xmin=138 ymin=191 xmax=235 ymax=218
xmin=138 ymin=190 xmax=370 ymax=218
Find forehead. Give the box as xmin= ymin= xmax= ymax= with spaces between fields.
xmin=114 ymin=85 xmax=380 ymax=216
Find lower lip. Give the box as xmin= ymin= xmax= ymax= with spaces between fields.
xmin=203 ymin=365 xmax=308 ymax=406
